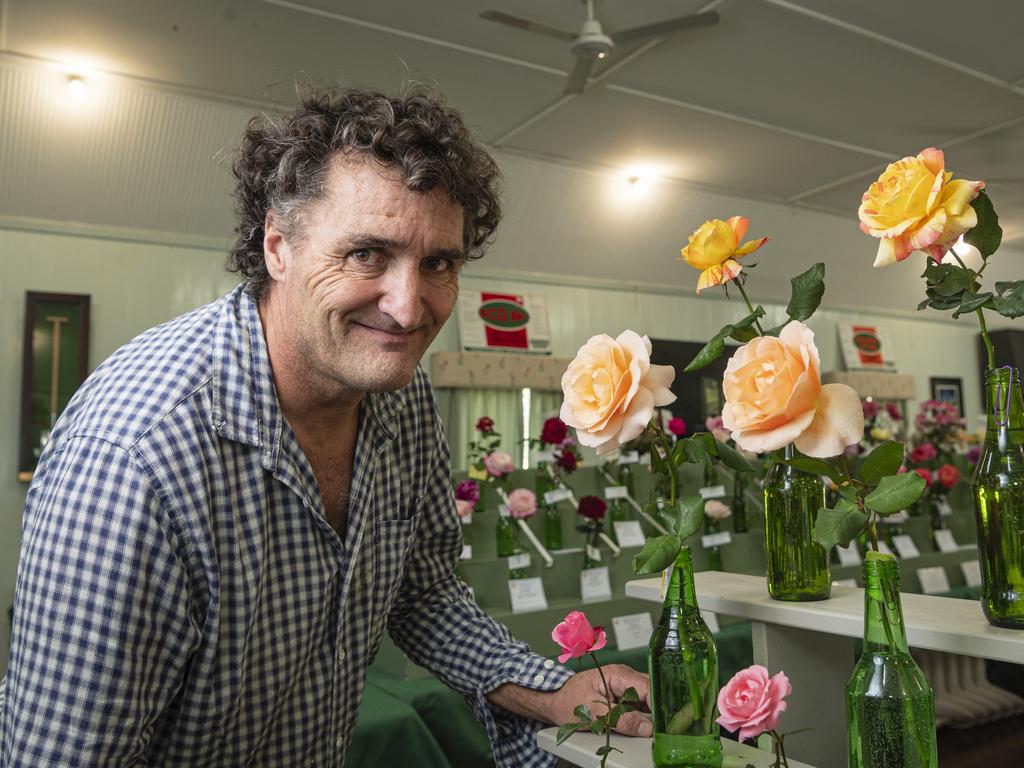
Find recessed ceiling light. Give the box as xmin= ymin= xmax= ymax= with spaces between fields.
xmin=67 ymin=76 xmax=87 ymax=99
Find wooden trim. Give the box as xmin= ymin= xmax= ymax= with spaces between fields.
xmin=430 ymin=351 xmax=571 ymax=391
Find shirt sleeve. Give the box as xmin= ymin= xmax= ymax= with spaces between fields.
xmin=385 ymin=405 xmax=572 ymax=768
xmin=1 ymin=435 xmax=198 ymax=766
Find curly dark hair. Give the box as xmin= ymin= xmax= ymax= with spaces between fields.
xmin=228 ymin=85 xmax=502 ymax=298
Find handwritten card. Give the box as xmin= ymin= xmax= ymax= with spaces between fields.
xmin=701 ymin=531 xmax=732 ymax=548
xmin=605 ymin=485 xmax=630 ymax=500
xmin=498 ymin=504 xmax=510 ymax=518
xmin=460 ymin=545 xmax=472 ymax=560
xmin=618 ymin=451 xmax=640 ymax=465
xmin=961 ymin=559 xmax=983 ymax=588
xmin=934 ymin=529 xmax=959 ymax=554
xmin=699 ymin=485 xmax=727 ymax=500
xmin=508 ymin=553 xmax=531 ymax=571
xmin=581 ymin=566 xmax=613 ymax=603
xmin=508 ymin=577 xmax=548 ymax=613
xmin=917 ymin=566 xmax=952 ymax=595
xmin=544 ymin=488 xmax=572 ymax=505
xmin=937 ymin=499 xmax=953 ymax=518
xmin=877 ymin=541 xmax=894 ymax=557
xmin=613 ymin=521 xmax=647 ymax=548
xmin=836 ymin=544 xmax=862 ymax=567
xmin=892 ymin=535 xmax=921 ymax=560
xmin=534 ymin=450 xmax=556 ymax=464
xmin=461 ymin=510 xmax=472 ymax=525
xmin=611 ymin=612 xmax=654 ymax=651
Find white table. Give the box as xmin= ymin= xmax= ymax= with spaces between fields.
xmin=537 ymin=727 xmax=816 ymax=768
xmin=624 ymin=571 xmax=1024 ymax=766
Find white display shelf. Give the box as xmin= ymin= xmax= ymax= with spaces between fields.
xmin=625 ymin=571 xmax=1024 ymax=664
xmin=536 ymin=728 xmax=816 ymax=768
xmin=624 ymin=571 xmax=1024 ymax=767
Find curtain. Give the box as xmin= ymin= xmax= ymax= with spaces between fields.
xmin=446 ymin=388 xmax=524 ymax=471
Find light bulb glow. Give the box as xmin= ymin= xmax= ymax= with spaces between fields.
xmin=67 ymin=76 xmax=87 ymax=99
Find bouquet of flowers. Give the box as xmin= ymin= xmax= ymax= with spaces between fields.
xmin=467 ymin=416 xmax=514 ymax=486
xmin=858 ymin=399 xmax=903 ymax=453
xmin=911 ymin=399 xmax=965 ymax=462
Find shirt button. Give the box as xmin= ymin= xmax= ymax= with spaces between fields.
xmin=337 ymin=648 xmax=346 ymax=662
xmin=336 ymin=736 xmax=345 ymax=749
xmin=533 ymin=673 xmax=545 ymax=685
xmin=543 ymin=659 xmax=555 ymax=669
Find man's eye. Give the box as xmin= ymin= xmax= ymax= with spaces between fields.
xmin=349 ymin=249 xmax=384 ymax=266
xmin=425 ymin=257 xmax=460 ymax=274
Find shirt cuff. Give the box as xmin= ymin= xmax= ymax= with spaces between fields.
xmin=470 ymin=652 xmax=574 ymax=768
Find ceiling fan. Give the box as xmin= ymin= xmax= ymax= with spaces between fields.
xmin=480 ymin=0 xmax=720 ymax=94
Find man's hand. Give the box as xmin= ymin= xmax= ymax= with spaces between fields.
xmin=488 ymin=664 xmax=652 ymax=737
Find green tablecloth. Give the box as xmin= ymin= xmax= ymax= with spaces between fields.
xmin=347 ymin=683 xmax=451 ymax=766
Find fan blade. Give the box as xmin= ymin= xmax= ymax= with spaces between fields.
xmin=479 ymin=10 xmax=576 ymax=42
xmin=610 ymin=10 xmax=719 ymax=44
xmin=564 ymin=55 xmax=596 ymax=95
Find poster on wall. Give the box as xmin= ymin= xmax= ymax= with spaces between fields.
xmin=457 ymin=291 xmax=551 ymax=355
xmin=838 ymin=324 xmax=896 ymax=371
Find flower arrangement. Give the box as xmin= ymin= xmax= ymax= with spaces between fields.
xmin=467 ymin=415 xmax=508 ymax=482
xmin=454 ymin=479 xmax=479 ymax=520
xmin=717 ymin=665 xmax=798 ymax=768
xmin=911 ymin=399 xmax=966 ymax=461
xmin=552 ymin=611 xmax=641 ymax=767
xmin=858 ymin=399 xmax=903 ymax=453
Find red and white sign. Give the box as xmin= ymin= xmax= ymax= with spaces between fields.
xmin=839 ymin=324 xmax=896 ymax=370
xmin=457 ymin=291 xmax=551 ymax=354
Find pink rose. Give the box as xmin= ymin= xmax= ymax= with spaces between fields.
xmin=912 ymin=467 xmax=933 ymax=486
xmin=483 ymin=451 xmax=515 ymax=478
xmin=909 ymin=443 xmax=937 ymax=463
xmin=704 ymin=500 xmax=732 ymax=520
xmin=716 ymin=665 xmax=792 ymax=743
xmin=455 ymin=479 xmax=480 ymax=503
xmin=560 ymin=330 xmax=676 ymax=455
xmin=722 ymin=321 xmax=863 ymax=457
xmin=667 ymin=416 xmax=687 ymax=437
xmin=937 ymin=463 xmax=960 ymax=489
xmin=455 ymin=499 xmax=474 ymax=519
xmin=551 ymin=610 xmax=607 ymax=664
xmin=507 ymin=488 xmax=537 ymax=519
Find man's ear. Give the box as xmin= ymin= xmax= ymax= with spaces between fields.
xmin=264 ymin=212 xmax=292 ymax=283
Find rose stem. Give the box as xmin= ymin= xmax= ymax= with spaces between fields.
xmin=735 ymin=280 xmax=766 ymax=335
xmin=590 ymin=652 xmax=614 ymax=768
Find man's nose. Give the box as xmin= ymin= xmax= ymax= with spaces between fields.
xmin=377 ymin=262 xmax=423 ymax=329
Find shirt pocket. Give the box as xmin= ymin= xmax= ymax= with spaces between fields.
xmin=368 ymin=512 xmax=421 ymax=634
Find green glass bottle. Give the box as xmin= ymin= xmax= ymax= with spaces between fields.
xmin=763 ymin=444 xmax=830 ymax=601
xmin=649 ymin=546 xmax=723 ymax=768
xmin=703 ymin=515 xmax=724 ymax=572
xmin=845 ymin=552 xmax=937 ymax=767
xmin=618 ymin=462 xmax=636 ymax=499
xmin=496 ymin=505 xmax=518 ymax=557
xmin=731 ymin=472 xmax=749 ymax=534
xmin=608 ymin=496 xmax=628 ymax=545
xmin=536 ymin=466 xmax=563 ymax=551
xmin=972 ymin=366 xmax=1024 ymax=628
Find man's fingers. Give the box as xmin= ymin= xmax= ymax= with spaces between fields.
xmin=613 ymin=710 xmax=653 ymax=738
xmin=602 ymin=664 xmax=652 ymax=711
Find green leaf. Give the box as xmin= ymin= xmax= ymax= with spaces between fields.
xmin=651 ymin=444 xmax=667 ymax=475
xmin=683 ymin=335 xmax=726 ymax=373
xmin=729 ymin=326 xmax=758 ymax=342
xmin=606 ymin=707 xmax=623 ymax=729
xmin=682 ymin=436 xmax=712 ymax=467
xmin=952 ymin=292 xmax=994 ymax=319
xmin=839 ymin=484 xmax=859 ymax=502
xmin=922 ymin=262 xmax=974 ymax=296
xmin=864 ymin=472 xmax=927 ymax=514
xmin=786 ymin=262 xmax=826 ymax=321
xmin=993 ymin=280 xmax=1024 ymax=319
xmin=573 ymin=704 xmax=594 ymax=722
xmin=812 ymin=500 xmax=869 ymax=550
xmin=713 ymin=438 xmax=755 ymax=473
xmin=596 ymin=745 xmax=621 ymax=756
xmin=859 ymin=441 xmax=905 ymax=486
xmin=763 ymin=322 xmax=787 ymax=337
xmin=924 ymin=287 xmax=964 ymax=310
xmin=556 ymin=721 xmax=586 ymax=744
xmin=732 ymin=306 xmax=767 ymax=333
xmin=964 ymin=189 xmax=1002 ymax=258
xmin=632 ymin=534 xmax=682 ymax=575
xmin=784 ymin=455 xmax=842 ymax=485
xmin=674 ymin=496 xmax=705 ymax=539
xmin=620 ymin=687 xmax=640 ymax=704
xmin=671 ymin=439 xmax=688 ymax=468
xmin=666 ymin=703 xmax=695 ymax=735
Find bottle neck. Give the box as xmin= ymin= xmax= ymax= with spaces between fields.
xmin=666 ymin=546 xmax=698 ymax=608
xmin=862 ymin=555 xmax=908 ymax=653
xmin=985 ymin=367 xmax=1024 ymax=434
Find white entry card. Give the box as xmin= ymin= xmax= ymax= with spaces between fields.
xmin=618 ymin=451 xmax=640 ymax=465
xmin=544 ymin=488 xmax=572 ymax=505
xmin=534 ymin=450 xmax=556 ymax=464
xmin=836 ymin=544 xmax=862 ymax=567
xmin=934 ymin=529 xmax=959 ymax=553
xmin=612 ymin=612 xmax=654 ymax=651
xmin=586 ymin=545 xmax=602 ymax=563
xmin=701 ymin=531 xmax=732 ymax=548
xmin=461 ymin=511 xmax=472 ymax=525
xmin=918 ymin=566 xmax=952 ymax=595
xmin=508 ymin=553 xmax=531 ymax=571
xmin=699 ymin=485 xmax=727 ymax=500
xmin=460 ymin=545 xmax=472 ymax=560
xmin=892 ymin=535 xmax=921 ymax=560
xmin=613 ymin=521 xmax=647 ymax=548
xmin=833 ymin=578 xmax=858 ymax=588
xmin=605 ymin=485 xmax=630 ymax=500
xmin=876 ymin=541 xmax=895 ymax=557
xmin=961 ymin=559 xmax=983 ymax=588
xmin=581 ymin=566 xmax=613 ymax=603
xmin=508 ymin=577 xmax=548 ymax=613
xmin=937 ymin=499 xmax=954 ymax=518
xmin=700 ymin=610 xmax=720 ymax=634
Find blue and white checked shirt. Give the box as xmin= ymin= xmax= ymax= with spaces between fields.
xmin=0 ymin=285 xmax=571 ymax=767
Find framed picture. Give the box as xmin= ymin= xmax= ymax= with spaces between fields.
xmin=18 ymin=292 xmax=91 ymax=481
xmin=930 ymin=376 xmax=963 ymax=415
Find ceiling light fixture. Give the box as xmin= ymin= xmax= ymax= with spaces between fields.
xmin=66 ymin=76 xmax=87 ymax=99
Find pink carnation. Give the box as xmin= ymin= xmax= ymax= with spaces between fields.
xmin=507 ymin=488 xmax=537 ymax=519
xmin=483 ymin=451 xmax=515 ymax=478
xmin=455 ymin=499 xmax=474 ymax=519
xmin=716 ymin=665 xmax=791 ymax=743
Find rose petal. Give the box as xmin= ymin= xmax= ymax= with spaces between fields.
xmin=793 ymin=383 xmax=865 ymax=458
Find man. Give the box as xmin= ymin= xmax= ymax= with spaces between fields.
xmin=0 ymin=87 xmax=650 ymax=766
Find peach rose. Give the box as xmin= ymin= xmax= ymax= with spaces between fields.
xmin=859 ymin=147 xmax=984 ymax=267
xmin=561 ymin=331 xmax=676 ymax=455
xmin=680 ymin=216 xmax=769 ymax=293
xmin=722 ymin=321 xmax=863 ymax=457
xmin=716 ymin=665 xmax=791 ymax=743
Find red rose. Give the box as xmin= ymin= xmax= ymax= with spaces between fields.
xmin=578 ymin=495 xmax=607 ymax=520
xmin=476 ymin=416 xmax=494 ymax=434
xmin=540 ymin=417 xmax=569 ymax=446
xmin=556 ymin=449 xmax=578 ymax=473
xmin=667 ymin=417 xmax=687 ymax=437
xmin=937 ymin=463 xmax=960 ymax=489
xmin=912 ymin=467 xmax=933 ymax=486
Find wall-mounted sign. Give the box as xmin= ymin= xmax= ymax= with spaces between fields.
xmin=839 ymin=323 xmax=896 ymax=371
xmin=457 ymin=291 xmax=551 ymax=354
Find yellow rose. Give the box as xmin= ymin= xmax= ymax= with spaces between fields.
xmin=680 ymin=216 xmax=769 ymax=293
xmin=870 ymin=427 xmax=892 ymax=442
xmin=859 ymin=147 xmax=984 ymax=267
xmin=560 ymin=330 xmax=676 ymax=455
xmin=722 ymin=321 xmax=863 ymax=457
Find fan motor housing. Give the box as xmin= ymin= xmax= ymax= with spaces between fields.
xmin=572 ymin=19 xmax=613 ymax=58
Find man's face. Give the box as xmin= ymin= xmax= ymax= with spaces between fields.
xmin=264 ymin=155 xmax=465 ymax=396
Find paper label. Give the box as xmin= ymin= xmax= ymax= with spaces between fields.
xmin=544 ymin=488 xmax=572 ymax=505
xmin=937 ymin=499 xmax=953 ymax=518
xmin=934 ymin=529 xmax=959 ymax=554
xmin=580 ymin=566 xmax=613 ymax=603
xmin=508 ymin=576 xmax=548 ymax=613
xmin=883 ymin=510 xmax=909 ymax=524
xmin=508 ymin=553 xmax=531 ymax=570
xmin=876 ymin=541 xmax=894 ymax=557
xmin=700 ymin=610 xmax=720 ymax=634
xmin=961 ymin=559 xmax=983 ymax=588
xmin=833 ymin=578 xmax=858 ymax=587
xmin=641 ymin=453 xmax=652 ymax=468
xmin=611 ymin=612 xmax=654 ymax=651
xmin=460 ymin=545 xmax=472 ymax=560
xmin=892 ymin=535 xmax=921 ymax=560
xmin=836 ymin=544 xmax=862 ymax=567
xmin=701 ymin=531 xmax=732 ymax=548
xmin=605 ymin=485 xmax=630 ymax=500
xmin=460 ymin=510 xmax=472 ymax=525
xmin=918 ymin=566 xmax=952 ymax=595
xmin=498 ymin=504 xmax=510 ymax=518
xmin=618 ymin=451 xmax=640 ymax=465
xmin=699 ymin=485 xmax=727 ymax=500
xmin=534 ymin=450 xmax=556 ymax=463
xmin=613 ymin=521 xmax=646 ymax=548
xmin=586 ymin=545 xmax=602 ymax=563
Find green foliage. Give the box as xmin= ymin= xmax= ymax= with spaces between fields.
xmin=783 ymin=454 xmax=843 ymax=485
xmin=713 ymin=438 xmax=756 ymax=473
xmin=993 ymin=281 xmax=1024 ymax=319
xmin=864 ymin=472 xmax=927 ymax=515
xmin=813 ymin=500 xmax=869 ymax=550
xmin=859 ymin=442 xmax=904 ymax=486
xmin=632 ymin=534 xmax=682 ymax=575
xmin=683 ymin=307 xmax=765 ymax=372
xmin=786 ymin=262 xmax=826 ymax=322
xmin=964 ymin=190 xmax=1001 ymax=258
xmin=673 ymin=495 xmax=706 ymax=539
